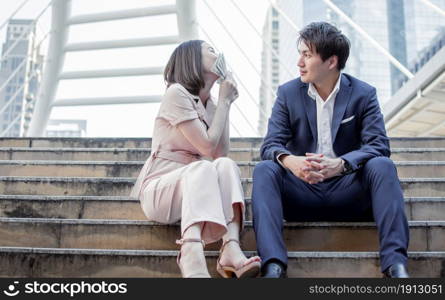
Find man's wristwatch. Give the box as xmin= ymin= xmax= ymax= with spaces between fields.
xmin=341 ymin=159 xmax=353 ymax=175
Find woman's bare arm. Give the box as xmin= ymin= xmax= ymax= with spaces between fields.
xmin=178 ymin=99 xmax=231 ymax=158
xmin=212 ymin=113 xmax=230 ymax=158
xmin=177 ymin=76 xmax=237 ymax=158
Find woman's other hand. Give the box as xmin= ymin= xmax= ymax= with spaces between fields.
xmin=219 ymin=72 xmax=239 ymax=104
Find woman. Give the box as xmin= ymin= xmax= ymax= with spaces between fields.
xmin=130 ymin=40 xmax=261 ymax=278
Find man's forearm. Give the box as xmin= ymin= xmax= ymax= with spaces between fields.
xmin=277 ymin=153 xmax=289 ymax=169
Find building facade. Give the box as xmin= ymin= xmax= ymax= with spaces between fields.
xmin=0 ymin=19 xmax=43 ymax=137
xmin=45 ymin=119 xmax=87 ymax=137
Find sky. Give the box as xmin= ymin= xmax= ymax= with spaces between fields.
xmin=0 ymin=0 xmax=275 ymax=137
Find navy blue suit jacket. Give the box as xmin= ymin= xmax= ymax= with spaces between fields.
xmin=260 ymin=73 xmax=390 ymax=172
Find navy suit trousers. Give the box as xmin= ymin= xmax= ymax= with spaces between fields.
xmin=251 ymin=156 xmax=410 ymax=272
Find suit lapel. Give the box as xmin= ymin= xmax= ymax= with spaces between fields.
xmin=331 ymin=75 xmax=352 ymax=142
xmin=301 ymin=85 xmax=318 ymax=142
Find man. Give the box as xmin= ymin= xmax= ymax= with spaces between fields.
xmin=252 ymin=22 xmax=410 ymax=278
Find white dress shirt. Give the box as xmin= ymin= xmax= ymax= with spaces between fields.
xmin=277 ymin=74 xmax=342 ymax=167
xmin=308 ymin=74 xmax=341 ymax=159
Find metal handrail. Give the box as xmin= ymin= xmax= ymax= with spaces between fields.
xmin=420 ymin=0 xmax=445 ymax=17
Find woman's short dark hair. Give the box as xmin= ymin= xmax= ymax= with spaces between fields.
xmin=164 ymin=40 xmax=205 ymax=96
xmin=298 ymin=22 xmax=350 ymax=70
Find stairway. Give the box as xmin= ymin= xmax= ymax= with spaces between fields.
xmin=0 ymin=137 xmax=444 ymax=277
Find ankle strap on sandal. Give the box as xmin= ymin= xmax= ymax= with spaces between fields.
xmin=220 ymin=238 xmax=240 ymax=253
xmin=176 ymin=238 xmax=205 ymax=247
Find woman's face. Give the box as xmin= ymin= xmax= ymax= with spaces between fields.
xmin=201 ymin=42 xmax=218 ymax=74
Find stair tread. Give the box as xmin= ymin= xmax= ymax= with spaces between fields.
xmin=1 ymin=160 xmax=445 ymax=165
xmin=2 ymin=147 xmax=445 ymax=151
xmin=1 ymin=176 xmax=445 ymax=182
xmin=1 ymin=217 xmax=444 ymax=227
xmin=1 ymin=194 xmax=444 ymax=201
xmin=1 ymin=246 xmax=444 ymax=257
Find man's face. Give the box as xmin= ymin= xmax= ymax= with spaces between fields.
xmin=297 ymin=42 xmax=331 ymax=84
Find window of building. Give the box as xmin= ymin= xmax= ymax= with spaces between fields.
xmin=272 ymin=21 xmax=279 ymax=30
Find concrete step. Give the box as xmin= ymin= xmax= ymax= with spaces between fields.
xmin=0 ymin=138 xmax=264 ymax=149
xmin=1 ymin=160 xmax=444 ymax=178
xmin=1 ymin=195 xmax=444 ymax=221
xmin=2 ymin=137 xmax=445 ymax=149
xmin=391 ymin=148 xmax=445 ymax=161
xmin=0 ymin=148 xmax=261 ymax=162
xmin=1 ymin=176 xmax=445 ymax=198
xmin=390 ymin=137 xmax=445 ymax=148
xmin=0 ymin=218 xmax=443 ymax=252
xmin=0 ymin=247 xmax=443 ymax=277
xmin=2 ymin=147 xmax=445 ymax=162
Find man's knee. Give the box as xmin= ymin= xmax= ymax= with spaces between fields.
xmin=363 ymin=157 xmax=396 ymax=175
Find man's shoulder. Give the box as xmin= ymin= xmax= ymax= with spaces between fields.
xmin=342 ymin=73 xmax=375 ymax=94
xmin=280 ymin=78 xmax=305 ymax=91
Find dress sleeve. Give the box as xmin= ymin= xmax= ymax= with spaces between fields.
xmin=160 ymin=84 xmax=199 ymax=126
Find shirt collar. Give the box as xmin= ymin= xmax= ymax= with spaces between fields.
xmin=308 ymin=73 xmax=342 ymax=101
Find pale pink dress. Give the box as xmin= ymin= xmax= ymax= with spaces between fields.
xmin=130 ymin=83 xmax=245 ymax=245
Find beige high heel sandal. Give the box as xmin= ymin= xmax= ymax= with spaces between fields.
xmin=216 ymin=239 xmax=261 ymax=278
xmin=176 ymin=238 xmax=210 ymax=278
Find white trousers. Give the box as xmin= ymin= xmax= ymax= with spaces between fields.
xmin=140 ymin=157 xmax=245 ymax=245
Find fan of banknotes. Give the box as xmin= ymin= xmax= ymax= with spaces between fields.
xmin=211 ymin=53 xmax=228 ymax=84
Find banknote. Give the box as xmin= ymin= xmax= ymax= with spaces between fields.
xmin=211 ymin=53 xmax=228 ymax=83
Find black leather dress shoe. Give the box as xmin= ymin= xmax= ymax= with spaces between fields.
xmin=261 ymin=261 xmax=287 ymax=278
xmin=383 ymin=263 xmax=410 ymax=278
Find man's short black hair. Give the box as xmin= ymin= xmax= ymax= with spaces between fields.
xmin=298 ymin=22 xmax=350 ymax=70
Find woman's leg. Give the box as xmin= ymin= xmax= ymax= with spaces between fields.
xmin=213 ymin=157 xmax=260 ymax=269
xmin=178 ymin=222 xmax=210 ymax=278
xmin=179 ymin=160 xmax=234 ymax=277
xmin=219 ymin=203 xmax=254 ymax=269
xmin=141 ymin=161 xmax=228 ymax=277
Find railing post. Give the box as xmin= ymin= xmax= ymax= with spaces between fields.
xmin=27 ymin=0 xmax=70 ymax=137
xmin=176 ymin=0 xmax=198 ymax=41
